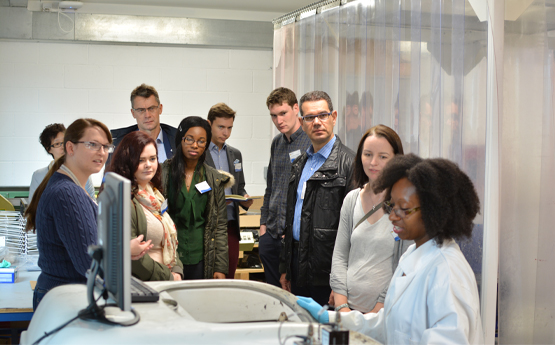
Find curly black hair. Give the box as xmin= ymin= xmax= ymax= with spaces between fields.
xmin=372 ymin=153 xmax=480 ymax=246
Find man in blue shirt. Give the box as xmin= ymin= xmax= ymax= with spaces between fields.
xmin=279 ymin=91 xmax=355 ymax=306
xmin=205 ymin=103 xmax=253 ymax=279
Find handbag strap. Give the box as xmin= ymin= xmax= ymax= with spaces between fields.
xmin=354 ymin=201 xmax=384 ymax=229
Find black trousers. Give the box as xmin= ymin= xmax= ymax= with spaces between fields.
xmin=290 ymin=243 xmax=331 ymax=306
xmin=258 ymin=232 xmax=282 ymax=288
xmin=183 ymin=260 xmax=204 ymax=280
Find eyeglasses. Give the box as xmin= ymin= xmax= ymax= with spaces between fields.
xmin=132 ymin=105 xmax=159 ymax=115
xmin=302 ymin=112 xmax=332 ymax=123
xmin=74 ymin=141 xmax=115 ymax=153
xmin=182 ymin=136 xmax=207 ymax=148
xmin=50 ymin=142 xmax=63 ymax=149
xmin=384 ymin=200 xmax=420 ymax=218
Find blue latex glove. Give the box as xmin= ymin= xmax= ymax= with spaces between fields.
xmin=296 ymin=296 xmax=329 ymax=323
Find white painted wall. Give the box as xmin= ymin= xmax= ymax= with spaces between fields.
xmin=0 ymin=41 xmax=273 ymax=196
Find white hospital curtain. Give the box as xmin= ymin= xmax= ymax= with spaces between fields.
xmin=498 ymin=0 xmax=555 ymax=343
xmin=273 ymin=0 xmax=487 ymax=292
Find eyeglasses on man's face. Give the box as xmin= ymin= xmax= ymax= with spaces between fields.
xmin=302 ymin=112 xmax=332 ymax=123
xmin=50 ymin=142 xmax=63 ymax=149
xmin=183 ymin=136 xmax=207 ymax=148
xmin=132 ymin=105 xmax=159 ymax=115
xmin=74 ymin=141 xmax=115 ymax=153
xmin=384 ymin=200 xmax=421 ymax=218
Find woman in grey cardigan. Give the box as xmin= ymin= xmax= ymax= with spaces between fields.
xmin=330 ymin=125 xmax=412 ymax=313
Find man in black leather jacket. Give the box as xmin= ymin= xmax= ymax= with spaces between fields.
xmin=279 ymin=91 xmax=355 ymax=306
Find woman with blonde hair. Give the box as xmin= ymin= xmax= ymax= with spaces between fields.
xmin=25 ymin=118 xmax=113 ymax=310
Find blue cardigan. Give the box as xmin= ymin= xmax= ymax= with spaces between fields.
xmin=35 ymin=172 xmax=98 ymax=291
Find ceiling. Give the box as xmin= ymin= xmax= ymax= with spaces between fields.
xmin=81 ymin=0 xmax=317 ymax=13
xmin=8 ymin=0 xmax=318 ymax=22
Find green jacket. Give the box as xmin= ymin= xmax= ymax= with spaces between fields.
xmin=161 ymin=159 xmax=231 ymax=279
xmin=131 ymin=197 xmax=184 ymax=281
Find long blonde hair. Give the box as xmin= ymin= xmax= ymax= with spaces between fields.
xmin=25 ymin=118 xmax=112 ymax=231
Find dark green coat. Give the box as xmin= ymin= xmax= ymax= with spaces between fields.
xmin=131 ymin=197 xmax=184 ymax=281
xmin=161 ymin=160 xmax=231 ymax=279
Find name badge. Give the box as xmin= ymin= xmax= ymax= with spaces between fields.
xmin=301 ymin=182 xmax=307 ymax=200
xmin=195 ymin=181 xmax=212 ymax=194
xmin=289 ymin=149 xmax=301 ymax=163
xmin=161 ymin=199 xmax=168 ymax=215
xmin=233 ymin=158 xmax=242 ymax=172
xmin=390 ymin=228 xmax=400 ymax=241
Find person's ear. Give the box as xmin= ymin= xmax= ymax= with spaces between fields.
xmin=65 ymin=141 xmax=75 ymax=156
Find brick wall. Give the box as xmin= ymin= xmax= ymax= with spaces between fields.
xmin=0 ymin=41 xmax=273 ymax=196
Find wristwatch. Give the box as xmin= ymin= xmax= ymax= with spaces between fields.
xmin=334 ymin=303 xmax=349 ymax=311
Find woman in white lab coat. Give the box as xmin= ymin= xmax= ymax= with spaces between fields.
xmin=298 ymin=154 xmax=484 ymax=345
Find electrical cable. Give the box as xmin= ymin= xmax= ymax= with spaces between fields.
xmin=32 ymin=286 xmax=106 ymax=345
xmin=31 ymin=315 xmax=79 ymax=345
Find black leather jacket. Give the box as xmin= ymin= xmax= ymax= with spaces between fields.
xmin=279 ymin=137 xmax=355 ymax=287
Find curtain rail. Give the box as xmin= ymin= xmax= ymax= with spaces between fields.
xmin=273 ymin=0 xmax=356 ymax=28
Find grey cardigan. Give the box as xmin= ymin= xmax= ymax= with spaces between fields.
xmin=330 ymin=188 xmax=413 ymax=306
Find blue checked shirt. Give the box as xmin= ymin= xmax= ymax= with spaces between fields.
xmin=292 ymin=135 xmax=337 ymax=241
xmin=260 ymin=126 xmax=311 ymax=238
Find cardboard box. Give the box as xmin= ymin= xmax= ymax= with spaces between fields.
xmin=239 ymin=214 xmax=261 ymax=229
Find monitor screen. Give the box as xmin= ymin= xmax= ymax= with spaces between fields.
xmin=97 ymin=172 xmax=131 ymax=312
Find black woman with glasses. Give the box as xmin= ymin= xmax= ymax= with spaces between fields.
xmin=25 ymin=118 xmax=114 ymax=310
xmin=29 ymin=123 xmax=95 ymax=200
xmin=161 ymin=116 xmax=230 ymax=280
xmin=297 ymin=153 xmax=483 ymax=345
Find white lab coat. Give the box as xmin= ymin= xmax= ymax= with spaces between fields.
xmin=328 ymin=239 xmax=484 ymax=345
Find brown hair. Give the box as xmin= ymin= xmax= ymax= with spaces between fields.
xmin=25 ymin=118 xmax=112 ymax=231
xmin=130 ymin=83 xmax=160 ymax=107
xmin=105 ymin=131 xmax=162 ymax=193
xmin=266 ymin=87 xmax=298 ymax=109
xmin=207 ymin=103 xmax=236 ymax=123
xmin=352 ymin=124 xmax=404 ymax=188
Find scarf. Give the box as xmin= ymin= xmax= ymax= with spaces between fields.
xmin=59 ymin=164 xmax=97 ymax=205
xmin=134 ymin=184 xmax=178 ymax=268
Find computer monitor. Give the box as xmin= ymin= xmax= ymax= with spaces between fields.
xmin=96 ymin=172 xmax=131 ymax=312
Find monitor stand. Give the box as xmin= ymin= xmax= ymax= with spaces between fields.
xmin=78 ymin=246 xmax=140 ymax=326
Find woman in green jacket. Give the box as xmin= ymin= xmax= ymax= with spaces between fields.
xmin=106 ymin=131 xmax=183 ymax=281
xmin=162 ymin=116 xmax=230 ymax=280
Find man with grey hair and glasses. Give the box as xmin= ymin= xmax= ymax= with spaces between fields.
xmin=109 ymin=83 xmax=177 ymax=165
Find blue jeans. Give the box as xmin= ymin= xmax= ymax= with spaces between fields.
xmin=33 ymin=287 xmax=49 ymax=311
